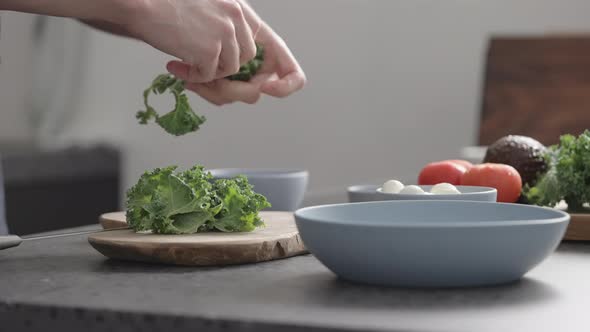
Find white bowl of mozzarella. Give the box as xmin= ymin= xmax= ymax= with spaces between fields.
xmin=376 ymin=180 xmax=497 ymax=202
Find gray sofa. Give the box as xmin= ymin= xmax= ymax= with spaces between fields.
xmin=0 ymin=161 xmax=6 ymax=235
xmin=0 ymin=144 xmax=120 ymax=235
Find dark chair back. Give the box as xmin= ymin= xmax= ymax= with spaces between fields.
xmin=479 ymin=36 xmax=590 ymax=146
xmin=0 ymin=160 xmax=7 ymax=235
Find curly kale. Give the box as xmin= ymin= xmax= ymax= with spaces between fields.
xmin=136 ymin=75 xmax=205 ymax=136
xmin=211 ymin=176 xmax=269 ymax=232
xmin=523 ymin=130 xmax=590 ymax=211
xmin=137 ymin=45 xmax=265 ymax=136
xmin=126 ymin=165 xmax=270 ymax=234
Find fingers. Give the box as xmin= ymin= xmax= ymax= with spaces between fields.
xmin=166 ymin=44 xmax=221 ymax=83
xmin=166 ymin=60 xmax=189 ymax=80
xmin=233 ymin=2 xmax=257 ymax=65
xmin=213 ymin=0 xmax=256 ymax=78
xmin=184 ymin=81 xmax=231 ymax=106
xmin=184 ymin=73 xmax=277 ymax=106
xmin=185 ymin=80 xmax=259 ymax=105
xmin=261 ymin=71 xmax=306 ymax=98
xmin=237 ymin=0 xmax=262 ymax=38
xmin=268 ymin=29 xmax=301 ymax=78
xmin=167 ymin=0 xmax=260 ymax=83
xmin=192 ymin=46 xmax=221 ymax=82
xmin=216 ymin=23 xmax=241 ymax=78
xmin=258 ymin=24 xmax=307 ymax=97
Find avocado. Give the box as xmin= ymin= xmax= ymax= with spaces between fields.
xmin=483 ymin=135 xmax=548 ymax=186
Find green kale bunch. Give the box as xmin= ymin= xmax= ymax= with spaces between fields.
xmin=126 ymin=165 xmax=271 ymax=234
xmin=523 ymin=130 xmax=590 ymax=211
xmin=136 ymin=45 xmax=265 ymax=136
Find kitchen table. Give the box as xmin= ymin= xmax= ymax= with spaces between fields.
xmin=0 ymin=225 xmax=589 ymax=332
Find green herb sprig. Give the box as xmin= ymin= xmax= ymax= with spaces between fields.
xmin=136 ymin=45 xmax=264 ymax=136
xmin=523 ymin=130 xmax=590 ymax=211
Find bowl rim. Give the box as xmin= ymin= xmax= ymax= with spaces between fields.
xmin=207 ymin=168 xmax=309 ymax=179
xmin=295 ymin=200 xmax=570 ymax=228
xmin=347 ymin=184 xmax=381 ymax=192
xmin=376 ymin=185 xmax=497 ymax=196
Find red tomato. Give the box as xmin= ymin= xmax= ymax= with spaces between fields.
xmin=444 ymin=159 xmax=473 ymax=170
xmin=460 ymin=163 xmax=522 ymax=203
xmin=418 ymin=161 xmax=467 ymax=185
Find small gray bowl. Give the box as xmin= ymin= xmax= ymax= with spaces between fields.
xmin=295 ymin=200 xmax=569 ymax=288
xmin=208 ymin=168 xmax=309 ymax=211
xmin=376 ymin=185 xmax=497 ymax=202
xmin=347 ymin=184 xmax=382 ymax=203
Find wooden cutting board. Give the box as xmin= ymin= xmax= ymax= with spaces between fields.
xmin=564 ymin=213 xmax=590 ymax=241
xmin=89 ymin=211 xmax=308 ymax=266
xmin=555 ymin=202 xmax=590 ymax=241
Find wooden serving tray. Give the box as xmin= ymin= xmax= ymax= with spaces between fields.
xmin=556 ymin=203 xmax=590 ymax=241
xmin=564 ymin=213 xmax=590 ymax=241
xmin=89 ymin=211 xmax=308 ymax=266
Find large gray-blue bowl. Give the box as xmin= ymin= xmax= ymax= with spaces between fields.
xmin=295 ymin=200 xmax=569 ymax=288
xmin=208 ymin=168 xmax=309 ymax=212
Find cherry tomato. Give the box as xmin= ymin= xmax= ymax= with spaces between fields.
xmin=460 ymin=163 xmax=522 ymax=203
xmin=444 ymin=159 xmax=473 ymax=170
xmin=418 ymin=161 xmax=467 ymax=185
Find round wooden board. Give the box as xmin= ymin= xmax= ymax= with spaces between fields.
xmin=90 ymin=211 xmax=308 ymax=266
xmin=99 ymin=212 xmax=129 ymax=230
xmin=564 ymin=213 xmax=590 ymax=241
xmin=556 ymin=202 xmax=590 ymax=241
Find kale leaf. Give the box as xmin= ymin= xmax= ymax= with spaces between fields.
xmin=211 ymin=176 xmax=270 ymax=232
xmin=136 ymin=74 xmax=205 ymax=136
xmin=523 ymin=130 xmax=590 ymax=210
xmin=137 ymin=45 xmax=264 ymax=136
xmin=126 ymin=165 xmax=270 ymax=234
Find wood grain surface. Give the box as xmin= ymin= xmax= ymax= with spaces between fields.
xmin=479 ymin=36 xmax=590 ymax=146
xmin=89 ymin=211 xmax=308 ymax=266
xmin=564 ymin=213 xmax=590 ymax=241
xmin=554 ymin=202 xmax=590 ymax=241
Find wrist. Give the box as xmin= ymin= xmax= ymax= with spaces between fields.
xmin=0 ymin=0 xmax=150 ymax=25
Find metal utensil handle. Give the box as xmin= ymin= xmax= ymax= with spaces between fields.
xmin=0 ymin=235 xmax=23 ymax=250
xmin=21 ymin=226 xmax=131 ymax=241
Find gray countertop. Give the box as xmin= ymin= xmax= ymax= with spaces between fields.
xmin=0 ymin=225 xmax=589 ymax=332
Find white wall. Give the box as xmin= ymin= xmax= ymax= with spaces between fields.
xmin=0 ymin=12 xmax=35 ymax=142
xmin=3 ymin=1 xmax=590 ymax=203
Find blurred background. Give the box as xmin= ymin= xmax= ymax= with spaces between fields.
xmin=2 ymin=0 xmax=590 ymax=234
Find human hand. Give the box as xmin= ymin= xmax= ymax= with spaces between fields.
xmin=128 ymin=0 xmax=260 ymax=83
xmin=168 ymin=20 xmax=306 ymax=105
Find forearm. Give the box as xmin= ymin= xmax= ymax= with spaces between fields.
xmin=80 ymin=19 xmax=140 ymax=39
xmin=0 ymin=0 xmax=144 ymax=25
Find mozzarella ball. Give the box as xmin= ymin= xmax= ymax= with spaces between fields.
xmin=430 ymin=183 xmax=461 ymax=195
xmin=381 ymin=180 xmax=404 ymax=194
xmin=399 ymin=185 xmax=426 ymax=195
